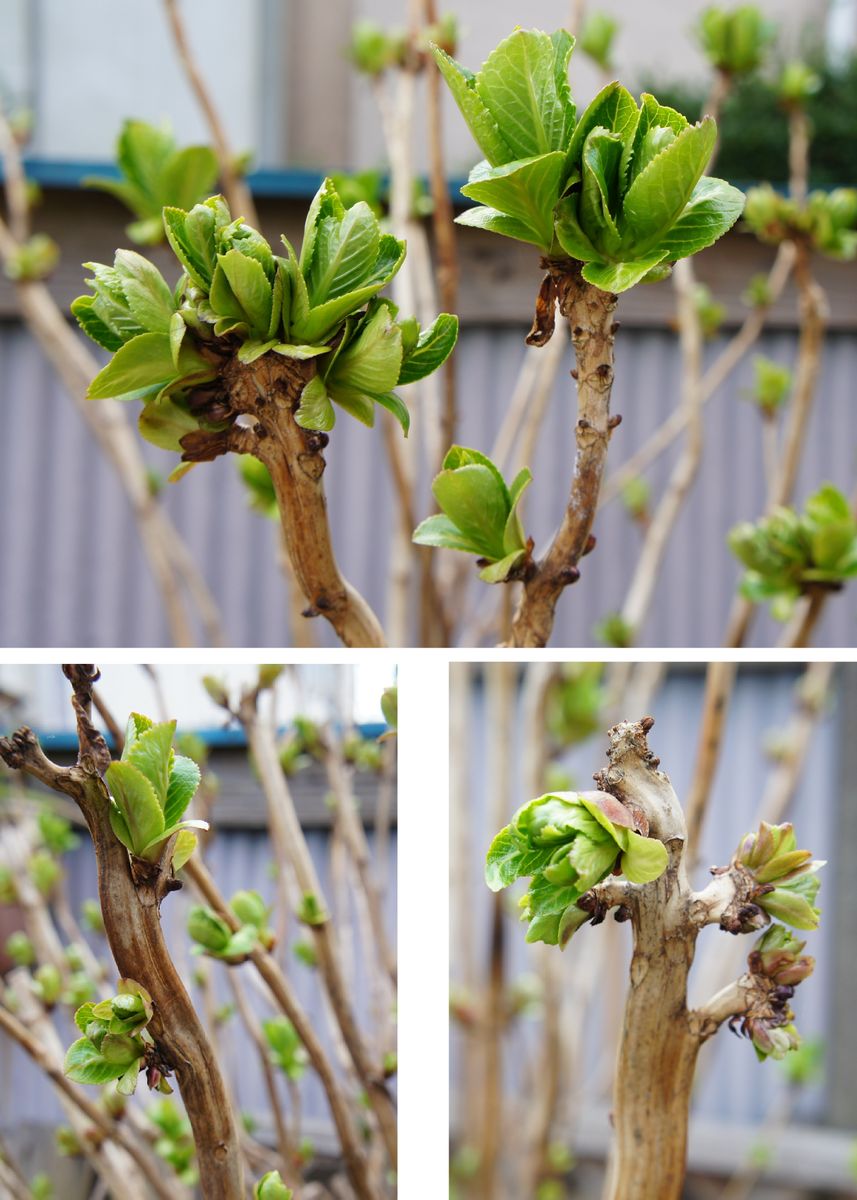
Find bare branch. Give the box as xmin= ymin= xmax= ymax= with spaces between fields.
xmin=510 ymin=261 xmax=618 ymax=646
xmin=183 ymin=856 xmax=375 ymax=1200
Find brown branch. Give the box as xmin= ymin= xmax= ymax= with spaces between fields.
xmin=183 ymin=856 xmax=375 ymax=1200
xmin=236 ymin=691 xmax=397 ymax=1168
xmin=162 ymin=0 xmax=257 ymax=225
xmin=214 ymin=352 xmax=385 ymax=647
xmin=0 ymin=993 xmax=180 ymax=1200
xmin=509 ymin=260 xmax=618 ymax=646
xmin=0 ymin=668 xmax=245 ymax=1198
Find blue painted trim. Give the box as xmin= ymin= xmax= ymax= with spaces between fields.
xmin=35 ymin=721 xmax=386 ymax=753
xmin=4 ymin=158 xmax=469 ymax=202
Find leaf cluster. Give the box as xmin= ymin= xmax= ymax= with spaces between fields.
xmin=697 ymin=5 xmax=776 ymax=75
xmin=734 ymin=820 xmax=825 ymax=929
xmin=737 ymin=925 xmax=814 ymax=1062
xmin=64 ymin=980 xmax=164 ymax=1097
xmin=349 ymin=14 xmax=457 ymax=75
xmin=73 ymin=181 xmax=457 ymax=467
xmin=412 ymin=446 xmax=532 ymax=582
xmin=485 ymin=791 xmax=668 ymax=946
xmin=262 ymin=1015 xmax=309 ymax=1081
xmin=545 ymin=663 xmax=604 ymax=747
xmin=85 ymin=120 xmax=219 ymax=245
xmin=187 ymin=889 xmax=274 ymax=963
xmin=105 ymin=712 xmax=206 ymax=869
xmin=729 ymin=485 xmax=857 ymax=620
xmin=146 ymin=1098 xmax=198 ymax=1186
xmin=3 ymin=233 xmax=59 ymax=283
xmin=647 ymin=55 xmax=857 ymax=188
xmin=578 ymin=12 xmax=619 ymax=72
xmin=743 ymin=183 xmax=857 ymax=259
xmin=436 ymin=28 xmax=743 ymax=292
xmin=255 ymin=1171 xmax=293 ymax=1200
xmin=747 ymin=355 xmax=791 ymax=416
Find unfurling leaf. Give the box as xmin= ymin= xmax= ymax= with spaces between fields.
xmin=486 ymin=790 xmax=667 ymax=946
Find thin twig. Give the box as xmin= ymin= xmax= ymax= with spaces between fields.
xmin=724 ymin=242 xmax=827 ymax=648
xmin=422 ymin=0 xmax=460 ymax=464
xmin=478 ymin=662 xmax=516 ymax=1198
xmin=162 ymin=0 xmax=256 ymax=224
xmin=619 ymin=258 xmax=704 ymax=638
xmin=183 ymin=856 xmax=376 ymax=1200
xmin=236 ymin=692 xmax=397 ymax=1167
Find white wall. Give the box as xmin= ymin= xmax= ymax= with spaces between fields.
xmin=0 ymin=664 xmax=394 ymax=731
xmin=0 ymin=0 xmax=268 ymax=162
xmin=0 ymin=0 xmax=835 ymax=172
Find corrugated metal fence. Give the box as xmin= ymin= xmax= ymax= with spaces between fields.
xmin=0 ymin=821 xmax=397 ymax=1147
xmin=0 ymin=321 xmax=854 ymax=647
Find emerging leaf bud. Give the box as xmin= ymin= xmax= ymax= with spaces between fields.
xmin=187 ymin=905 xmax=233 ymax=952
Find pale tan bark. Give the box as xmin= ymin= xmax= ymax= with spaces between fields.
xmin=236 ymin=692 xmax=397 ymax=1169
xmin=590 ymin=719 xmax=760 ymax=1200
xmin=478 ymin=663 xmax=516 ymax=1199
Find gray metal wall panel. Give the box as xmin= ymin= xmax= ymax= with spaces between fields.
xmin=0 ymin=826 xmax=397 ymax=1138
xmin=450 ymin=667 xmax=840 ymax=1140
xmin=0 ymin=321 xmax=854 ymax=647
